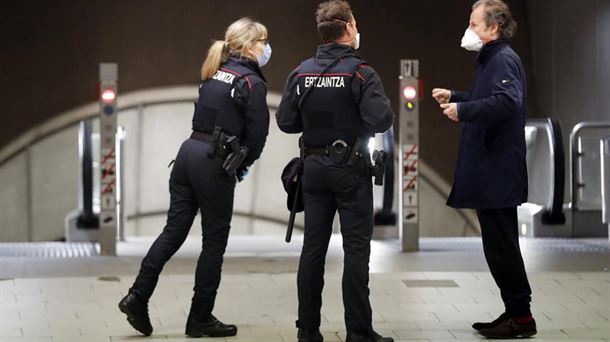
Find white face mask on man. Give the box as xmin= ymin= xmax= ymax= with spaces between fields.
xmin=354 ymin=32 xmax=360 ymax=50
xmin=460 ymin=28 xmax=483 ymax=52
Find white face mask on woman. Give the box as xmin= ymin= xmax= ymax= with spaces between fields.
xmin=257 ymin=43 xmax=272 ymax=67
xmin=460 ymin=28 xmax=483 ymax=52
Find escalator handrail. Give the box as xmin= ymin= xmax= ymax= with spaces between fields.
xmin=525 ymin=118 xmax=565 ymax=224
xmin=602 ymin=137 xmax=610 ymax=224
xmin=569 ymin=121 xmax=610 ymax=210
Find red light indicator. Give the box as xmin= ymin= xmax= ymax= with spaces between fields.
xmin=101 ymin=89 xmax=116 ymax=102
xmin=403 ymin=86 xmax=417 ymax=100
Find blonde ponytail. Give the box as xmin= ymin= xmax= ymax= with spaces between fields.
xmin=201 ymin=40 xmax=228 ymax=80
xmin=199 ymin=18 xmax=268 ymax=81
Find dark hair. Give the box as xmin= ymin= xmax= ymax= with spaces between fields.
xmin=315 ymin=0 xmax=353 ymax=43
xmin=473 ymin=0 xmax=517 ymax=40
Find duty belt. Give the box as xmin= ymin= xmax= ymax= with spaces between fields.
xmin=304 ymin=138 xmax=364 ymax=166
xmin=304 ymin=146 xmax=330 ymax=156
xmin=191 ymin=128 xmax=249 ymax=179
xmin=300 ymin=137 xmax=386 ymax=185
xmin=190 ymin=130 xmax=230 ymax=159
xmin=190 ymin=130 xmax=215 ymax=142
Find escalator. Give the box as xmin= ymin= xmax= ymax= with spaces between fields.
xmin=518 ymin=118 xmax=569 ymax=236
xmin=520 ymin=118 xmax=610 ymax=237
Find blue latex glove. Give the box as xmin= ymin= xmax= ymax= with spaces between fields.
xmin=236 ymin=166 xmax=249 ymax=182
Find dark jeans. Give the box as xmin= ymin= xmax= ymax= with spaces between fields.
xmin=130 ymin=138 xmax=236 ymax=321
xmin=297 ymin=154 xmax=374 ymax=334
xmin=477 ymin=207 xmax=532 ymax=316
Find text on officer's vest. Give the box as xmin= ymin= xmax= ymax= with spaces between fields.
xmin=304 ymin=76 xmax=345 ymax=88
xmin=213 ymin=70 xmax=236 ymax=84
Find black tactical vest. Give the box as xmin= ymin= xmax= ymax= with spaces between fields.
xmin=192 ymin=59 xmax=259 ymax=138
xmin=296 ymin=56 xmax=370 ymax=147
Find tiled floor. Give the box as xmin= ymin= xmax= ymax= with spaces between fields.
xmin=1 ymin=236 xmax=609 ymax=341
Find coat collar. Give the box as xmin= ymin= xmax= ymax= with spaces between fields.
xmin=315 ymin=43 xmax=360 ymax=60
xmin=477 ymin=39 xmax=509 ymax=64
xmin=226 ymin=56 xmax=266 ymax=82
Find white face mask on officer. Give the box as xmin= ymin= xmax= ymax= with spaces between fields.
xmin=460 ymin=28 xmax=483 ymax=52
xmin=257 ymin=43 xmax=272 ymax=67
xmin=354 ymin=32 xmax=360 ymax=50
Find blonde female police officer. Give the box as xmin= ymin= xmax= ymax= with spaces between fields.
xmin=119 ymin=18 xmax=271 ymax=338
xmin=276 ymin=1 xmax=394 ymax=342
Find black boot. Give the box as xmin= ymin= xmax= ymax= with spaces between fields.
xmin=297 ymin=328 xmax=324 ymax=342
xmin=346 ymin=330 xmax=394 ymax=342
xmin=118 ymin=293 xmax=153 ymax=336
xmin=472 ymin=312 xmax=509 ymax=331
xmin=185 ymin=315 xmax=237 ymax=337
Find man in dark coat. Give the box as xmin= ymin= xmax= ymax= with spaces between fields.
xmin=432 ymin=0 xmax=536 ymax=339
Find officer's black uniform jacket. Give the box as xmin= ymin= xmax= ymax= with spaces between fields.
xmin=275 ymin=44 xmax=393 ymax=145
xmin=193 ymin=56 xmax=269 ymax=167
xmin=448 ymin=39 xmax=528 ymax=209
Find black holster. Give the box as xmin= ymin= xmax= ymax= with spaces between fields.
xmin=371 ymin=150 xmax=387 ymax=186
xmin=221 ymin=136 xmax=249 ymax=177
xmin=206 ymin=126 xmax=222 ymax=158
xmin=346 ymin=138 xmax=365 ymax=166
xmin=193 ymin=126 xmax=248 ymax=177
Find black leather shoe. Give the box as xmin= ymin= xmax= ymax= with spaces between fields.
xmin=297 ymin=328 xmax=324 ymax=342
xmin=479 ymin=317 xmax=537 ymax=339
xmin=472 ymin=312 xmax=509 ymax=331
xmin=185 ymin=315 xmax=237 ymax=337
xmin=346 ymin=330 xmax=394 ymax=342
xmin=297 ymin=329 xmax=324 ymax=342
xmin=118 ymin=293 xmax=153 ymax=336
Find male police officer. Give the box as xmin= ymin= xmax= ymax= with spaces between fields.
xmin=276 ymin=1 xmax=394 ymax=342
xmin=432 ymin=0 xmax=536 ymax=339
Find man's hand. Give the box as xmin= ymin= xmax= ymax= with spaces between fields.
xmin=440 ymin=103 xmax=459 ymax=122
xmin=432 ymin=88 xmax=451 ymax=104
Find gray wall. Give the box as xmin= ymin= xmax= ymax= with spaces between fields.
xmin=526 ymin=0 xmax=610 ymax=200
xmin=3 ymin=0 xmax=608 ymax=241
xmin=6 ymin=1 xmax=608 ymax=190
xmin=0 ymin=128 xmax=79 ymax=242
xmin=527 ymin=0 xmax=610 ymax=126
xmin=527 ymin=0 xmax=610 ymax=125
xmin=0 ymin=0 xmax=534 ymax=184
xmin=0 ymin=92 xmax=476 ymax=242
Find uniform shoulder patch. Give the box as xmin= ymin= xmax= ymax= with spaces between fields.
xmin=355 ymin=63 xmax=375 ymax=81
xmin=236 ymin=73 xmax=263 ymax=90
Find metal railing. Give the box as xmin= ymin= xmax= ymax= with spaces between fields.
xmin=602 ymin=137 xmax=610 ymax=229
xmin=569 ymin=122 xmax=610 ymax=210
